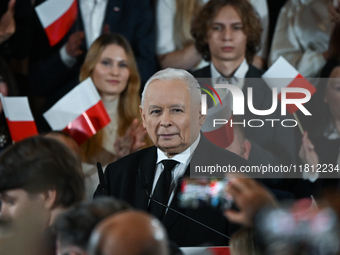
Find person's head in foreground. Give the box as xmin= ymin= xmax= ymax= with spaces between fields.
xmin=230 ymin=227 xmax=261 ymax=255
xmin=0 ymin=136 xmax=85 ymax=236
xmin=88 ymin=211 xmax=169 ymax=255
xmin=45 ymin=131 xmax=80 ymax=156
xmin=191 ymin=0 xmax=262 ymax=64
xmin=54 ymin=197 xmax=130 ymax=255
xmin=140 ymin=68 xmax=205 ymax=157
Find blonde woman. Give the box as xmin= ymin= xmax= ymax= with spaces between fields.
xmin=79 ymin=34 xmax=151 ymax=198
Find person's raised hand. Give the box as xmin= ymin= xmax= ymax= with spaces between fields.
xmin=65 ymin=31 xmax=84 ymax=58
xmin=114 ymin=119 xmax=147 ymax=160
xmin=0 ymin=0 xmax=16 ymax=44
xmin=224 ymin=173 xmax=278 ymax=226
xmin=299 ymin=131 xmax=319 ymax=169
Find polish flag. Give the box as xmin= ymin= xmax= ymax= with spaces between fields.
xmin=1 ymin=96 xmax=38 ymax=142
xmin=262 ymin=56 xmax=316 ymax=114
xmin=43 ymin=78 xmax=111 ymax=145
xmin=35 ymin=0 xmax=77 ymax=47
xmin=201 ymin=89 xmax=234 ymax=148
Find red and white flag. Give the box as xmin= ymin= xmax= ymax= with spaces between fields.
xmin=262 ymin=56 xmax=316 ymax=114
xmin=181 ymin=247 xmax=230 ymax=255
xmin=1 ymin=95 xmax=38 ymax=142
xmin=35 ymin=0 xmax=77 ymax=47
xmin=43 ymin=78 xmax=110 ymax=145
xmin=202 ymin=90 xmax=234 ymax=148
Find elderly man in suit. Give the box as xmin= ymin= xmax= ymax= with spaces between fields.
xmin=94 ymin=68 xmax=248 ymax=247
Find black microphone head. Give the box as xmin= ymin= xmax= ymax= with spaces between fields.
xmin=97 ymin=162 xmax=102 ymax=171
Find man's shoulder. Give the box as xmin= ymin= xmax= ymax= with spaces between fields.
xmin=191 ymin=65 xmax=211 ymax=78
xmin=195 ymin=134 xmax=249 ymax=167
xmin=106 ymin=146 xmax=157 ymax=172
xmin=246 ymin=64 xmax=265 ymax=78
xmin=244 ymin=64 xmax=270 ymax=93
xmin=208 ymin=139 xmax=249 ymax=166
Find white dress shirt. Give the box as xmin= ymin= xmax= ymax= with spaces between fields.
xmin=210 ymin=59 xmax=249 ymax=110
xmin=211 ymin=58 xmax=249 ymax=89
xmin=80 ymin=0 xmax=108 ymax=49
xmin=60 ymin=0 xmax=108 ymax=67
xmin=151 ymin=133 xmax=201 ymax=208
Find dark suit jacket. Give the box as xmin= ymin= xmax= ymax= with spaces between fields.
xmin=29 ymin=0 xmax=156 ymax=131
xmin=94 ymin=134 xmax=249 ymax=247
xmin=192 ymin=64 xmax=297 ymax=171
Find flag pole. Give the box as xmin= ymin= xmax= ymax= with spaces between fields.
xmin=293 ymin=112 xmax=304 ymax=135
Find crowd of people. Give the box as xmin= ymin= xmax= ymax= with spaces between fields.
xmin=0 ymin=0 xmax=339 ymax=254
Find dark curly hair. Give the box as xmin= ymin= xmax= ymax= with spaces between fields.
xmin=191 ymin=0 xmax=262 ymax=63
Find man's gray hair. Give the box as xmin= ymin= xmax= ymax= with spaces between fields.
xmin=141 ymin=68 xmax=201 ymax=108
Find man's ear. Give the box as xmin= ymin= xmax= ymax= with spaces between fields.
xmin=199 ymin=106 xmax=206 ymax=126
xmin=199 ymin=113 xmax=206 ymax=126
xmin=139 ymin=105 xmax=146 ymax=128
xmin=42 ymin=189 xmax=57 ymax=210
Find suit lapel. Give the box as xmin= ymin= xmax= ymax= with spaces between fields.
xmin=134 ymin=146 xmax=157 ymax=211
xmin=75 ymin=0 xmax=84 ymax=32
xmin=194 ymin=65 xmax=211 ymax=78
xmin=103 ymin=0 xmax=124 ymax=33
xmin=74 ymin=0 xmax=87 ymax=51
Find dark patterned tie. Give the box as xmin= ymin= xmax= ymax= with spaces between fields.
xmin=149 ymin=160 xmax=179 ymax=220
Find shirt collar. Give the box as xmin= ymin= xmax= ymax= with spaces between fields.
xmin=157 ymin=133 xmax=201 ymax=165
xmin=234 ymin=59 xmax=249 ymax=79
xmin=210 ymin=58 xmax=249 ymax=79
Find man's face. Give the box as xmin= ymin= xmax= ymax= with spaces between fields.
xmin=140 ymin=79 xmax=205 ymax=157
xmin=0 ymin=189 xmax=50 ymax=236
xmin=207 ymin=5 xmax=247 ymax=65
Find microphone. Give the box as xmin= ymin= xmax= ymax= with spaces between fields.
xmin=97 ymin=162 xmax=108 ymax=196
xmin=138 ymin=168 xmax=230 ymax=240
